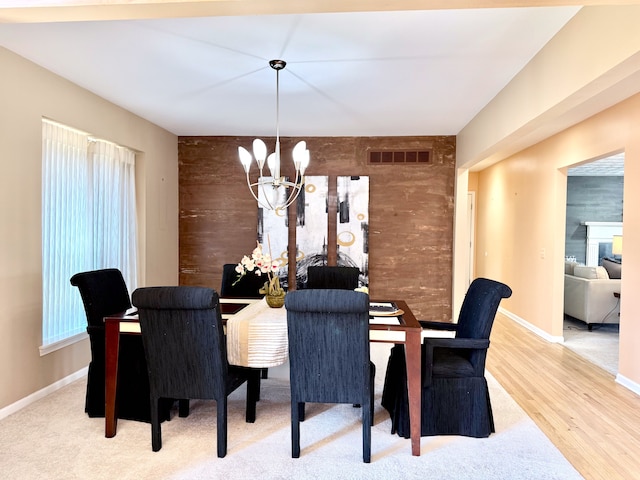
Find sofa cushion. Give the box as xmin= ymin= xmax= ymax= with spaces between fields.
xmin=565 ymin=261 xmax=579 ymax=275
xmin=573 ymin=265 xmax=609 ymax=280
xmin=601 ymin=258 xmax=622 ymax=279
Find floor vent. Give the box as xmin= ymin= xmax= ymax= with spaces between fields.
xmin=368 ymin=150 xmax=431 ymax=164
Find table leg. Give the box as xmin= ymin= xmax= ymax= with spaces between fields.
xmin=405 ymin=329 xmax=421 ymax=456
xmin=104 ymin=320 xmax=120 ymax=438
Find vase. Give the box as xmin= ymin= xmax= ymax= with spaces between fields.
xmin=265 ymin=293 xmax=286 ymax=308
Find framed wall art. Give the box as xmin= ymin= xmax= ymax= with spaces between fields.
xmin=294 ymin=175 xmax=329 ymax=288
xmin=337 ymin=176 xmax=369 ymax=286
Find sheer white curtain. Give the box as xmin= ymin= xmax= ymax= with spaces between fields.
xmin=41 ymin=120 xmax=137 ymax=352
xmin=88 ymin=139 xmax=138 ymax=291
xmin=42 ymin=121 xmax=91 ymax=348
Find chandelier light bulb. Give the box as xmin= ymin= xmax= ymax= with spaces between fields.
xmin=238 ymin=146 xmax=253 ymax=173
xmin=252 ymin=138 xmax=267 ymax=167
xmin=267 ymin=152 xmax=277 ymax=178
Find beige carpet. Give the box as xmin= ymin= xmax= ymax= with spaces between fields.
xmin=0 ymin=344 xmax=583 ymax=479
xmin=563 ymin=316 xmax=619 ymax=375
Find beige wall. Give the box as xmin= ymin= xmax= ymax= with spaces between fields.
xmin=456 ymin=5 xmax=640 ymax=391
xmin=473 ymin=93 xmax=640 ymax=386
xmin=0 ymin=47 xmax=179 ymax=410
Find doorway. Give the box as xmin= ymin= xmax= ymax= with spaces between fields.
xmin=466 ymin=191 xmax=475 ymax=289
xmin=563 ymin=153 xmax=623 ymax=374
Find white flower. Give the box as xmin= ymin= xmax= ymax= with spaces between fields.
xmin=232 ymin=241 xmax=284 ymax=296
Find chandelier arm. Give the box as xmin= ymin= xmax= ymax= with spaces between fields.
xmin=278 ymin=190 xmax=302 ymax=210
xmin=250 ymin=176 xmax=303 ymax=211
xmin=269 ymin=169 xmax=303 ymax=210
xmin=258 ymin=178 xmax=280 ymax=211
xmin=280 ymin=172 xmax=304 ymax=206
xmin=245 ymin=171 xmax=263 ymax=204
xmin=255 ymin=163 xmax=281 ymax=210
xmin=280 ymin=186 xmax=302 ymax=210
xmin=279 ymin=167 xmax=302 ymax=189
xmin=246 ymin=172 xmax=281 ymax=211
xmin=281 ymin=193 xmax=300 ymax=210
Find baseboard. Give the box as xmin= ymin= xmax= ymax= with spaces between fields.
xmin=498 ymin=307 xmax=564 ymax=343
xmin=615 ymin=373 xmax=640 ymax=396
xmin=0 ymin=367 xmax=87 ymax=421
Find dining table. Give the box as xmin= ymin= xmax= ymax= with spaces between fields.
xmin=103 ymin=296 xmax=424 ymax=456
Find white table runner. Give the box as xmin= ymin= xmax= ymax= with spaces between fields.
xmin=225 ymin=298 xmax=289 ymax=368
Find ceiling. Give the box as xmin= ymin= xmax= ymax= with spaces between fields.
xmin=568 ymin=153 xmax=625 ymax=177
xmin=0 ymin=7 xmax=581 ymax=138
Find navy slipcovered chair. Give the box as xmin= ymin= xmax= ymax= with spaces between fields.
xmin=132 ymin=286 xmax=261 ymax=455
xmin=285 ymin=289 xmax=374 ymax=463
xmin=221 ymin=263 xmax=270 ymax=379
xmin=382 ymin=277 xmax=512 ymax=439
xmin=220 ymin=263 xmax=266 ymax=298
xmin=305 ymin=266 xmax=360 ymax=290
xmin=70 ymin=268 xmax=173 ymax=422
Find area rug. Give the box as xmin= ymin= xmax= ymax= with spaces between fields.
xmin=0 ymin=344 xmax=583 ymax=479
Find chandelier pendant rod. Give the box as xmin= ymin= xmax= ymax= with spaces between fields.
xmin=274 ymin=61 xmax=281 ymax=182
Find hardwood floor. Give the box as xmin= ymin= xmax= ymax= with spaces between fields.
xmin=488 ymin=313 xmax=640 ymax=480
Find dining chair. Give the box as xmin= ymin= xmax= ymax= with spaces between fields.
xmin=381 ymin=277 xmax=512 ymax=438
xmin=132 ymin=285 xmax=261 ymax=456
xmin=70 ymin=268 xmax=174 ymax=422
xmin=285 ymin=289 xmax=374 ymax=463
xmin=305 ymin=265 xmax=360 ymax=290
xmin=220 ymin=263 xmax=266 ymax=298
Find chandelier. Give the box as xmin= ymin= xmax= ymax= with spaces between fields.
xmin=238 ymin=59 xmax=310 ymax=211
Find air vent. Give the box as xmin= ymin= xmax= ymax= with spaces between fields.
xmin=368 ymin=150 xmax=431 ymax=164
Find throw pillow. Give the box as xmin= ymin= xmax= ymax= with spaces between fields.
xmin=596 ymin=266 xmax=609 ymax=279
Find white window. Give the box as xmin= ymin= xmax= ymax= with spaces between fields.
xmin=40 ymin=120 xmax=138 ymax=354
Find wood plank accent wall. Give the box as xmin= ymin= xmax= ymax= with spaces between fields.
xmin=178 ymin=135 xmax=456 ymax=321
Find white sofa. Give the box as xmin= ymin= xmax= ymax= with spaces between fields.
xmin=564 ymin=262 xmax=620 ymax=330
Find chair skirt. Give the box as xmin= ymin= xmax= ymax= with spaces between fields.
xmin=86 ymin=330 xmax=172 ymax=422
xmin=381 ymin=345 xmax=495 ymax=438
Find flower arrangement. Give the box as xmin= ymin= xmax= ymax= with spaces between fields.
xmin=233 ymin=241 xmax=285 ymax=297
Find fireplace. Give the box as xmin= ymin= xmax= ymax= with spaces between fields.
xmin=581 ymin=221 xmax=622 ymax=266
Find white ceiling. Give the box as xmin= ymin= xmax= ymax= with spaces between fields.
xmin=568 ymin=153 xmax=625 ymax=176
xmin=0 ymin=7 xmax=580 ymax=137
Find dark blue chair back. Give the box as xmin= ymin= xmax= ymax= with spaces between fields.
xmin=70 ymin=268 xmax=131 ymax=327
xmin=220 ymin=263 xmax=266 ymax=298
xmin=305 ymin=266 xmax=360 ymax=290
xmin=455 ymin=278 xmax=512 ymax=339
